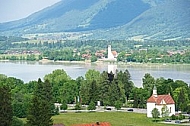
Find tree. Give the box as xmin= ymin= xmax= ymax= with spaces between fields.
xmin=61 ymin=80 xmax=78 ymax=104
xmin=44 ymin=79 xmax=57 ymax=116
xmin=107 ymin=80 xmax=124 ymax=106
xmin=80 ymin=70 xmax=101 ymax=105
xmin=44 ymin=69 xmax=71 ymax=102
xmin=0 ymin=85 xmax=13 ymax=126
xmin=156 ymin=78 xmax=171 ymax=95
xmin=117 ymin=51 xmax=126 ymax=61
xmin=132 ymin=87 xmax=148 ymax=108
xmin=85 ymin=69 xmax=100 ymax=81
xmin=142 ymin=73 xmax=155 ymax=96
xmin=12 ymin=101 xmax=27 ymax=118
xmin=177 ymin=87 xmax=188 ymax=112
xmin=99 ymin=71 xmax=110 ymax=106
xmin=60 ymin=100 xmax=68 ymax=111
xmin=88 ymin=101 xmax=96 ymax=110
xmin=75 ymin=76 xmax=84 ymax=95
xmin=161 ymin=105 xmax=170 ymax=118
xmin=117 ymin=70 xmax=134 ymax=102
xmin=80 ymin=80 xmax=90 ymax=104
xmin=89 ymin=80 xmax=98 ymax=103
xmin=173 ymin=87 xmax=189 ymax=111
xmin=12 ymin=116 xmax=24 ymax=126
xmin=151 ymin=108 xmax=160 ymax=122
xmin=114 ymin=100 xmax=122 ymax=110
xmin=91 ymin=55 xmax=97 ymax=62
xmin=26 ymin=79 xmax=53 ymax=126
xmin=75 ymin=102 xmax=81 ymax=110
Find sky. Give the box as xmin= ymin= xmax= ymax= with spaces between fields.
xmin=0 ymin=0 xmax=61 ymax=23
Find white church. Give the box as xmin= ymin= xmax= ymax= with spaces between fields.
xmin=107 ymin=45 xmax=117 ymax=61
xmin=147 ymin=86 xmax=175 ymax=117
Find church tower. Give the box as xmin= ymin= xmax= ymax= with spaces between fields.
xmin=108 ymin=45 xmax=114 ymax=59
xmin=153 ymin=85 xmax=157 ymax=97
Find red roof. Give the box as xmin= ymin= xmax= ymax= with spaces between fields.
xmin=72 ymin=122 xmax=111 ymax=126
xmin=147 ymin=95 xmax=175 ymax=105
xmin=111 ymin=51 xmax=117 ymax=57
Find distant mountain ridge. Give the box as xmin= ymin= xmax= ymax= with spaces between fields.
xmin=0 ymin=0 xmax=189 ymax=40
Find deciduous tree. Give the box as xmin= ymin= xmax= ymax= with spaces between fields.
xmin=143 ymin=73 xmax=155 ymax=96
xmin=151 ymin=108 xmax=160 ymax=122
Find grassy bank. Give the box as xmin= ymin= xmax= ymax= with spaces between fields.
xmin=52 ymin=112 xmax=176 ymax=126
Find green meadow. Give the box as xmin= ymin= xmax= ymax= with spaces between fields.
xmin=52 ymin=112 xmax=176 ymax=126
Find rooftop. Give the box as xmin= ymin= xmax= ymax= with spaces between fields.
xmin=147 ymin=95 xmax=175 ymax=105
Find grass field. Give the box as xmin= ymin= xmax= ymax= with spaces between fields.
xmin=52 ymin=112 xmax=176 ymax=126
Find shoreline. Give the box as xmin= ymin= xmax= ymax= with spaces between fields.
xmin=1 ymin=59 xmax=190 ymax=67
xmin=0 ymin=60 xmax=190 ymax=86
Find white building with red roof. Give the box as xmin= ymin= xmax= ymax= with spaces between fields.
xmin=147 ymin=86 xmax=175 ymax=117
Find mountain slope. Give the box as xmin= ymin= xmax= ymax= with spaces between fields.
xmin=84 ymin=0 xmax=149 ymax=30
xmin=0 ymin=0 xmax=150 ymax=33
xmin=0 ymin=0 xmax=189 ymax=40
xmin=125 ymin=0 xmax=190 ymax=40
xmin=0 ymin=0 xmax=100 ymax=32
xmin=88 ymin=0 xmax=190 ymax=40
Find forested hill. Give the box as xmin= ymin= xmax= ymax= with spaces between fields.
xmin=89 ymin=0 xmax=190 ymax=40
xmin=0 ymin=0 xmax=190 ymax=40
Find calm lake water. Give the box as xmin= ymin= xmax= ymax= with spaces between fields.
xmin=0 ymin=61 xmax=190 ymax=87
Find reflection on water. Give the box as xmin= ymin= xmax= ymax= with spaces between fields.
xmin=0 ymin=61 xmax=190 ymax=87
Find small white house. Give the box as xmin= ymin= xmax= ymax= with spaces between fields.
xmin=147 ymin=86 xmax=175 ymax=117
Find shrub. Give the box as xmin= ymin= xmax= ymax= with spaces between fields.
xmin=179 ymin=114 xmax=185 ymax=120
xmin=75 ymin=103 xmax=81 ymax=110
xmin=88 ymin=101 xmax=96 ymax=110
xmin=171 ymin=114 xmax=176 ymax=120
xmin=12 ymin=116 xmax=24 ymax=126
xmin=114 ymin=101 xmax=122 ymax=110
xmin=60 ymin=102 xmax=68 ymax=110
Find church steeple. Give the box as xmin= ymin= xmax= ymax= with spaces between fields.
xmin=153 ymin=85 xmax=157 ymax=97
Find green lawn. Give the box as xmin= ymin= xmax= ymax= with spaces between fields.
xmin=52 ymin=112 xmax=176 ymax=126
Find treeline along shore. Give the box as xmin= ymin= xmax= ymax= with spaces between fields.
xmin=0 ymin=37 xmax=190 ymax=64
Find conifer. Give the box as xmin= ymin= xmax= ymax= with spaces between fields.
xmin=0 ymin=85 xmax=13 ymax=126
xmin=26 ymin=78 xmax=53 ymax=126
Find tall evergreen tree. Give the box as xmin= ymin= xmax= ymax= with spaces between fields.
xmin=117 ymin=70 xmax=134 ymax=101
xmin=0 ymin=85 xmax=13 ymax=126
xmin=99 ymin=71 xmax=110 ymax=105
xmin=108 ymin=80 xmax=122 ymax=106
xmin=26 ymin=79 xmax=53 ymax=126
xmin=89 ymin=80 xmax=98 ymax=103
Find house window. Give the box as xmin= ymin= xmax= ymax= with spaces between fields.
xmin=170 ymin=107 xmax=171 ymax=113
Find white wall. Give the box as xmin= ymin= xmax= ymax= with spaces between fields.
xmin=156 ymin=104 xmax=175 ymax=117
xmin=156 ymin=105 xmax=164 ymax=117
xmin=166 ymin=104 xmax=175 ymax=116
xmin=147 ymin=103 xmax=175 ymax=117
xmin=108 ymin=64 xmax=117 ymax=74
xmin=147 ymin=102 xmax=156 ymax=117
xmin=108 ymin=45 xmax=114 ymax=59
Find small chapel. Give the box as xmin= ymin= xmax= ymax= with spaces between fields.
xmin=146 ymin=86 xmax=175 ymax=117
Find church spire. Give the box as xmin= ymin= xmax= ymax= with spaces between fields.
xmin=153 ymin=85 xmax=157 ymax=97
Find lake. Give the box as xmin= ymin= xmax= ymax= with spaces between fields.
xmin=0 ymin=61 xmax=190 ymax=87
